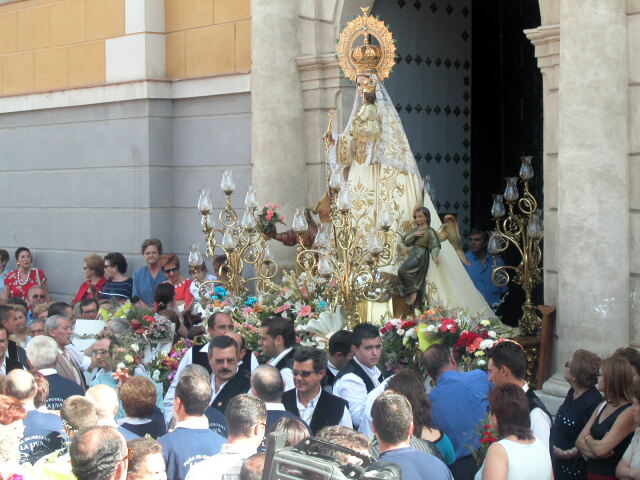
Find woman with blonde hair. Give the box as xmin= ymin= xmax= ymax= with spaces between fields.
xmin=576 ymin=355 xmax=636 ymax=480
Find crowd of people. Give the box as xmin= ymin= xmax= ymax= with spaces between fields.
xmin=0 ymin=242 xmax=639 ymax=480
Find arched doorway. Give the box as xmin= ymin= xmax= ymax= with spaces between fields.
xmin=366 ymin=0 xmax=543 ymax=324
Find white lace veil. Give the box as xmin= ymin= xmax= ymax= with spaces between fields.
xmin=339 ymin=74 xmax=421 ymax=176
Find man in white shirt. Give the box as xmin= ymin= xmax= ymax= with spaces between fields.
xmin=186 ymin=394 xmax=267 ymax=480
xmin=282 ymin=347 xmax=351 ymax=434
xmin=333 ymin=323 xmax=383 ymax=430
xmin=260 ymin=316 xmax=296 ymax=391
xmin=487 ymin=340 xmax=552 ymax=446
xmin=325 ymin=330 xmax=354 ymax=392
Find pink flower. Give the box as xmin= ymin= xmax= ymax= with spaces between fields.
xmin=300 ymin=305 xmax=312 ymax=317
xmin=275 ymin=303 xmax=291 ymax=314
xmin=280 ymin=215 xmax=284 ymax=222
xmin=242 ymin=307 xmax=253 ymax=316
xmin=266 ymin=210 xmax=274 ymax=221
xmin=273 ymin=203 xmax=279 ymax=208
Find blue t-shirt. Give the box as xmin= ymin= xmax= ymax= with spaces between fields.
xmin=44 ymin=373 xmax=85 ymax=411
xmin=379 ymin=447 xmax=453 ymax=480
xmin=101 ymin=278 xmax=133 ymax=301
xmin=429 ymin=369 xmax=491 ymax=459
xmin=204 ymin=406 xmax=227 ymax=437
xmin=21 ymin=409 xmax=65 ymax=464
xmin=132 ymin=266 xmax=166 ymax=306
xmin=159 ymin=427 xmax=225 ymax=480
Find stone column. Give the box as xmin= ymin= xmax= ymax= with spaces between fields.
xmin=251 ymin=0 xmax=307 ymax=266
xmin=556 ymin=0 xmax=629 ymax=364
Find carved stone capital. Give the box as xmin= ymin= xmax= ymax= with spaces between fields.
xmin=525 ymin=24 xmax=560 ymax=90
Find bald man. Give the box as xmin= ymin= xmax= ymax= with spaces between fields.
xmin=70 ymin=426 xmax=128 ymax=480
xmin=86 ymin=384 xmax=139 ymax=441
xmin=5 ymin=369 xmax=64 ymax=464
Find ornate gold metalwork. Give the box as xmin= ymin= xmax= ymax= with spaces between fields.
xmin=337 ymin=7 xmax=396 ymax=82
xmin=198 ymin=181 xmax=278 ymax=297
xmin=489 ymin=156 xmax=543 ymax=336
xmin=295 ymin=113 xmax=397 ymax=330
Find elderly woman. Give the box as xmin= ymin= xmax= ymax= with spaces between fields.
xmin=576 ymin=355 xmax=636 ymax=480
xmin=72 ymin=254 xmax=107 ymax=304
xmin=160 ymin=254 xmax=194 ymax=310
xmin=2 ymin=247 xmax=47 ymax=301
xmin=119 ymin=376 xmax=167 ymax=439
xmin=553 ymin=349 xmax=603 ymax=480
xmin=476 ymin=384 xmax=552 ymax=480
xmin=101 ymin=252 xmax=133 ymax=302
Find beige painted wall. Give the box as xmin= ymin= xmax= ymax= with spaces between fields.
xmin=0 ymin=0 xmax=253 ymax=97
xmin=0 ymin=0 xmax=122 ymax=96
xmin=165 ymin=0 xmax=251 ymax=79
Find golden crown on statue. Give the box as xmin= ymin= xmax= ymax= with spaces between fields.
xmin=337 ymin=7 xmax=396 ymax=82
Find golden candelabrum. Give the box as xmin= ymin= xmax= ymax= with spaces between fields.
xmin=292 ymin=111 xmax=396 ymax=330
xmin=196 ymin=171 xmax=278 ymax=296
xmin=488 ymin=156 xmax=544 ymax=335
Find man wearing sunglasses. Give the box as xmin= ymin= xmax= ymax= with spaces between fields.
xmin=282 ymin=347 xmax=352 ymax=435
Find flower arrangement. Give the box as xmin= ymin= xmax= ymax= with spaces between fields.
xmin=110 ymin=336 xmax=142 ymax=384
xmin=147 ymin=336 xmax=208 ymax=392
xmin=413 ymin=304 xmax=515 ymax=371
xmin=379 ymin=315 xmax=423 ymax=378
xmin=256 ymin=203 xmax=285 ymax=236
xmin=197 ymin=285 xmax=238 ymax=321
xmin=130 ymin=314 xmax=174 ymax=342
xmin=236 ymin=270 xmax=337 ymax=350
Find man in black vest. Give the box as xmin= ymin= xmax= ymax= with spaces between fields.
xmin=282 ymin=347 xmax=351 ymax=434
xmin=487 ymin=340 xmax=553 ymax=447
xmin=0 ymin=325 xmax=23 ymax=374
xmin=165 ymin=312 xmax=246 ymax=419
xmin=0 ymin=305 xmax=28 ymax=367
xmin=260 ymin=316 xmax=296 ymax=391
xmin=333 ymin=323 xmax=383 ymax=430
xmin=324 ymin=330 xmax=354 ymax=392
xmin=209 ymin=335 xmax=251 ymax=414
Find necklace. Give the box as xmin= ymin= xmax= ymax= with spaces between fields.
xmin=16 ymin=268 xmax=31 ymax=286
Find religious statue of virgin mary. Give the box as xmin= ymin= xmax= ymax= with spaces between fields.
xmin=327 ymin=7 xmax=493 ymax=320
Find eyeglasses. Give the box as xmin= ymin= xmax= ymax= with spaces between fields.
xmin=292 ymin=369 xmax=317 ymax=378
xmin=92 ymin=349 xmax=109 ymax=356
xmin=163 ymin=267 xmax=179 ymax=274
xmin=31 ymin=295 xmax=46 ymax=299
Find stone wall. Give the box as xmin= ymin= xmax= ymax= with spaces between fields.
xmin=0 ymin=82 xmax=250 ymax=301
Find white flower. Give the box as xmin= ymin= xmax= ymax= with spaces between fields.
xmin=425 ymin=324 xmax=436 ymax=333
xmin=300 ymin=338 xmax=318 ymax=348
xmin=488 ymin=330 xmax=497 ymax=339
xmin=124 ymin=354 xmax=134 ymax=363
xmin=397 ymin=328 xmax=405 ymax=336
xmin=390 ymin=318 xmax=401 ymax=326
xmin=446 ymin=324 xmax=453 ymax=330
xmin=117 ymin=362 xmax=125 ymax=370
xmin=406 ymin=327 xmax=417 ymax=339
xmin=131 ymin=344 xmax=139 ymax=352
xmin=477 ymin=359 xmax=486 ymax=366
xmin=152 ymin=370 xmax=160 ymax=381
xmin=475 ymin=350 xmax=485 ymax=357
xmin=480 ymin=320 xmax=491 ymax=327
xmin=479 ymin=339 xmax=495 ymax=350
